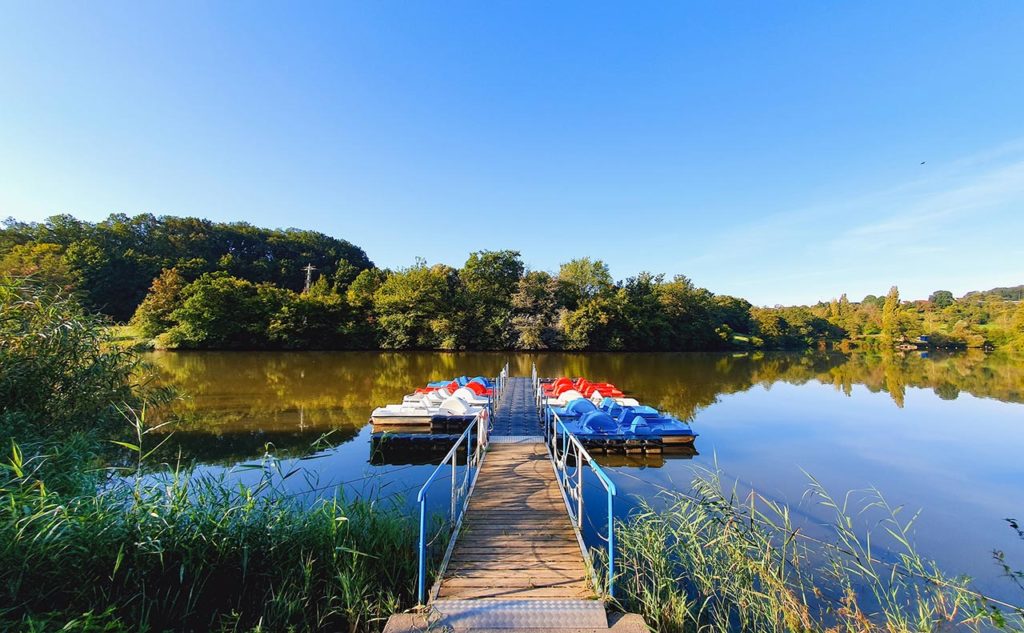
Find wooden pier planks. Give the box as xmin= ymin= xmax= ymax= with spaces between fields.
xmin=435 ymin=439 xmax=593 ymax=600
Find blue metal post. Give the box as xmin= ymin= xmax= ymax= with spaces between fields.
xmin=417 ymin=500 xmax=427 ymax=604
xmin=607 ymin=489 xmax=615 ymax=599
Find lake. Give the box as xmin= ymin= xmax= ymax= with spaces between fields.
xmin=142 ymin=350 xmax=1024 ymax=604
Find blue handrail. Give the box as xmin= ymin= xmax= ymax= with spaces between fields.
xmin=547 ymin=408 xmax=618 ymax=599
xmin=415 ymin=408 xmax=490 ymax=604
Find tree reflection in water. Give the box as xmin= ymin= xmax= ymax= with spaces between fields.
xmin=141 ymin=350 xmax=1024 ymax=465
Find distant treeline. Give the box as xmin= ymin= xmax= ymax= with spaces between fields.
xmin=2 ymin=214 xmax=1022 ymax=351
xmin=0 ymin=214 xmax=371 ymax=321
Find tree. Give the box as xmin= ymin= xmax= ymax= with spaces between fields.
xmin=130 ymin=268 xmax=187 ymax=337
xmin=560 ymin=295 xmax=624 ymax=350
xmin=557 ymin=258 xmax=613 ymax=310
xmin=372 ymin=261 xmax=461 ymax=349
xmin=618 ymin=273 xmax=670 ymax=350
xmin=658 ymin=275 xmax=721 ymax=350
xmin=511 ymin=271 xmax=560 ymax=350
xmin=459 ymin=250 xmax=524 ymax=349
xmin=346 ymin=268 xmax=388 ymax=311
xmin=0 ymin=213 xmax=373 ymax=321
xmin=750 ymin=308 xmax=789 ymax=347
xmin=161 ymin=273 xmax=288 ymax=349
xmin=880 ymin=286 xmax=901 ymax=347
xmin=331 ymin=260 xmax=360 ymax=293
xmin=1011 ymin=303 xmax=1024 ymax=352
xmin=929 ymin=290 xmax=955 ymax=308
xmin=713 ymin=295 xmax=754 ymax=334
xmin=0 ymin=242 xmax=77 ymax=290
xmin=267 ymin=291 xmax=348 ymax=349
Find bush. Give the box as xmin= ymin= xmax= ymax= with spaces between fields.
xmin=0 ymin=277 xmax=139 ymax=439
xmin=160 ymin=272 xmax=289 ymax=349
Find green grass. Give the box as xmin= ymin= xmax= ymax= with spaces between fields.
xmin=106 ymin=324 xmax=155 ymax=351
xmin=610 ymin=468 xmax=1024 ymax=633
xmin=1 ymin=278 xmax=431 ymax=631
xmin=0 ymin=451 xmax=426 ymax=632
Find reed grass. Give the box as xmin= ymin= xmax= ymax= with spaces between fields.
xmin=610 ymin=467 xmax=1024 ymax=632
xmin=1 ymin=278 xmax=438 ymax=631
xmin=0 ymin=446 xmax=423 ymax=632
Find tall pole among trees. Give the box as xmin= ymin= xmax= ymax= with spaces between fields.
xmin=303 ymin=263 xmax=317 ymax=294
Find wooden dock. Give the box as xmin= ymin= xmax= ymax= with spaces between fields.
xmin=438 ymin=440 xmax=592 ymax=600
xmin=384 ymin=376 xmax=645 ymax=633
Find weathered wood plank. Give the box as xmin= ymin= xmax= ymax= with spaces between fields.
xmin=441 ymin=577 xmax=590 ymax=589
xmin=448 ymin=562 xmax=586 ymax=573
xmin=437 ymin=586 xmax=593 ymax=599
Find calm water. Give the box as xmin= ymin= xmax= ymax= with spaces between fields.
xmin=143 ymin=350 xmax=1024 ymax=602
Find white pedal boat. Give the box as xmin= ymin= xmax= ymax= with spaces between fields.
xmin=371 ymin=395 xmax=483 ymax=426
xmin=544 ymin=389 xmax=587 ymax=407
xmin=403 ymin=386 xmax=489 ymax=407
xmin=589 ymin=391 xmax=640 ymax=407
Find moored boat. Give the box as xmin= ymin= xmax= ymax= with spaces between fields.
xmin=541 ymin=375 xmax=697 ymax=452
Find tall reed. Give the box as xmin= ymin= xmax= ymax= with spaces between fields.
xmin=611 ymin=467 xmax=1024 ymax=633
xmin=0 ymin=444 xmax=423 ymax=632
xmin=1 ymin=278 xmax=431 ymax=630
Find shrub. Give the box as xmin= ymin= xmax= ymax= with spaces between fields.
xmin=0 ymin=277 xmax=139 ymax=439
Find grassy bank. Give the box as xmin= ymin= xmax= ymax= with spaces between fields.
xmin=0 ymin=457 xmax=420 ymax=632
xmin=0 ymin=277 xmax=425 ymax=631
xmin=611 ymin=468 xmax=1024 ymax=632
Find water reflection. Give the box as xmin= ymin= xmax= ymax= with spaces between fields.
xmin=143 ymin=349 xmax=1023 ymax=465
xmin=140 ymin=349 xmax=1024 ymax=604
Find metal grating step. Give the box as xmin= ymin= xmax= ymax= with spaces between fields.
xmin=429 ymin=599 xmax=608 ymax=629
xmin=489 ymin=435 xmax=544 ymax=444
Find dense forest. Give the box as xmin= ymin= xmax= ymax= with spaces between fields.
xmin=2 ymin=214 xmax=1023 ymax=352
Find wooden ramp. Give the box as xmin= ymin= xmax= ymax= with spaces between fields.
xmin=437 ymin=440 xmax=592 ymax=600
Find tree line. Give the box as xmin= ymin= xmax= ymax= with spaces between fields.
xmin=0 ymin=213 xmax=370 ymax=321
xmin=2 ymin=214 xmax=1022 ymax=351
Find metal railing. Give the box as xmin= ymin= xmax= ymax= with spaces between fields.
xmin=547 ymin=410 xmax=618 ymax=599
xmin=495 ymin=362 xmax=510 ymax=404
xmin=416 ymin=409 xmax=490 ymax=604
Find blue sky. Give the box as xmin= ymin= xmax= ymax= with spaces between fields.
xmin=1 ymin=2 xmax=1022 ymax=305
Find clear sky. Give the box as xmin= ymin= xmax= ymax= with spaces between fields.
xmin=1 ymin=2 xmax=1022 ymax=305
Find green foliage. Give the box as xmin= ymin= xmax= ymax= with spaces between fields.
xmin=657 ymin=275 xmax=725 ymax=350
xmin=160 ymin=273 xmax=289 ymax=349
xmin=557 ymin=257 xmax=613 ymax=310
xmin=267 ymin=291 xmax=349 ymax=349
xmin=10 ymin=213 xmax=1020 ymax=352
xmin=930 ymin=289 xmax=955 ymax=308
xmin=561 ymin=294 xmax=624 ymax=350
xmin=0 ymin=277 xmax=139 ymax=440
xmin=614 ymin=468 xmax=1024 ymax=633
xmin=129 ymin=267 xmax=186 ymax=338
xmin=373 ymin=261 xmax=461 ymax=349
xmin=881 ymin=285 xmax=902 ymax=347
xmin=459 ymin=250 xmax=524 ymax=349
xmin=618 ymin=273 xmax=671 ymax=350
xmin=0 ymin=242 xmax=78 ymax=290
xmin=346 ymin=267 xmax=388 ymax=311
xmin=1 ymin=214 xmax=372 ymax=321
xmin=0 ymin=278 xmax=156 ymax=493
xmin=0 ymin=288 xmax=425 ymax=630
xmin=0 ymin=455 xmax=421 ymax=632
xmin=511 ymin=271 xmax=560 ymax=350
